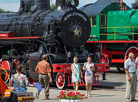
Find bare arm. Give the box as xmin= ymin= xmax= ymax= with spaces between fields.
xmin=83 ymin=63 xmax=87 ymax=70
xmin=92 ymin=66 xmax=95 ymax=71
xmin=125 ymin=69 xmax=131 ymax=81
xmin=35 ymin=63 xmax=39 ymax=72
xmin=47 ymin=63 xmax=52 ymax=83
xmin=71 ymin=64 xmax=76 ymax=76
xmin=24 ymin=75 xmax=29 ymax=86
xmin=79 ymin=64 xmax=83 ymax=75
xmin=48 ymin=72 xmax=52 ymax=83
xmin=48 ymin=72 xmax=52 ymax=79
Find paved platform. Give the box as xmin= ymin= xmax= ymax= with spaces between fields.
xmin=28 ymin=87 xmax=129 ymax=102
xmin=27 ymin=68 xmax=138 ymax=102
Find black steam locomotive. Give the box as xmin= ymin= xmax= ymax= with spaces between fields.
xmin=0 ymin=0 xmax=91 ymax=85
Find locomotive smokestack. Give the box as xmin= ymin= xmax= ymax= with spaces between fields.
xmin=32 ymin=0 xmax=51 ymax=10
xmin=18 ymin=0 xmax=31 ymax=13
xmin=56 ymin=0 xmax=67 ymax=10
xmin=56 ymin=0 xmax=79 ymax=10
xmin=18 ymin=0 xmax=51 ymax=13
xmin=56 ymin=0 xmax=66 ymax=7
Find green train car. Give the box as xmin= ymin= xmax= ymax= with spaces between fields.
xmin=81 ymin=0 xmax=138 ymax=72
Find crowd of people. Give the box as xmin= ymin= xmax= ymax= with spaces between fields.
xmin=10 ymin=53 xmax=138 ymax=101
xmin=34 ymin=55 xmax=95 ymax=99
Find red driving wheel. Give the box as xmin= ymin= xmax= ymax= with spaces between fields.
xmin=56 ymin=72 xmax=66 ymax=89
xmin=99 ymin=56 xmax=109 ymax=63
xmin=26 ymin=60 xmax=35 ymax=86
xmin=13 ymin=59 xmax=36 ymax=86
xmin=124 ymin=46 xmax=138 ymax=61
xmin=0 ymin=59 xmax=10 ymax=83
xmin=118 ymin=46 xmax=138 ymax=73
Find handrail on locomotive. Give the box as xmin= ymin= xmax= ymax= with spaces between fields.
xmin=99 ymin=26 xmax=138 ymax=41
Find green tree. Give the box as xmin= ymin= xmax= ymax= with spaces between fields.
xmin=51 ymin=4 xmax=56 ymax=10
xmin=0 ymin=8 xmax=14 ymax=13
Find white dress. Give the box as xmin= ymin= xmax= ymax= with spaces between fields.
xmin=84 ymin=62 xmax=94 ymax=83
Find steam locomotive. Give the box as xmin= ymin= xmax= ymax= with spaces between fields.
xmin=0 ymin=0 xmax=109 ymax=89
xmin=0 ymin=0 xmax=90 ymax=83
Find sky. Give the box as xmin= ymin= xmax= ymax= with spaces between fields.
xmin=0 ymin=0 xmax=135 ymax=12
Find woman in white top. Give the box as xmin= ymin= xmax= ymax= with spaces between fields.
xmin=83 ymin=56 xmax=95 ymax=96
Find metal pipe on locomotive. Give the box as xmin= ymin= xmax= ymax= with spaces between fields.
xmin=0 ymin=0 xmax=109 ymax=89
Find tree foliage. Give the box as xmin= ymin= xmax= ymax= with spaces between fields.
xmin=0 ymin=8 xmax=14 ymax=13
xmin=51 ymin=4 xmax=56 ymax=10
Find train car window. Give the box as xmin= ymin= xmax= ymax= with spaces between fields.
xmin=100 ymin=14 xmax=106 ymax=26
xmin=91 ymin=16 xmax=96 ymax=26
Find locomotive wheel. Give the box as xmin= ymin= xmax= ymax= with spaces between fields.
xmin=56 ymin=72 xmax=67 ymax=89
xmin=99 ymin=56 xmax=109 ymax=63
xmin=99 ymin=56 xmax=110 ymax=69
xmin=26 ymin=60 xmax=36 ymax=86
xmin=0 ymin=59 xmax=10 ymax=83
xmin=122 ymin=46 xmax=138 ymax=73
xmin=124 ymin=46 xmax=138 ymax=60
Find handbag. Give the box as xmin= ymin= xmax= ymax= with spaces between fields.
xmin=73 ymin=64 xmax=83 ymax=79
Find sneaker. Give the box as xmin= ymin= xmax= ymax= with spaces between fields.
xmin=125 ymin=99 xmax=131 ymax=102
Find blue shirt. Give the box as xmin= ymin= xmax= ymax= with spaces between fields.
xmin=124 ymin=58 xmax=136 ymax=73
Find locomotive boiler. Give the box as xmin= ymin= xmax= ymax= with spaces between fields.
xmin=0 ymin=0 xmax=91 ymax=87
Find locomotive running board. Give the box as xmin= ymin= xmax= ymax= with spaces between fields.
xmin=0 ymin=36 xmax=40 ymax=40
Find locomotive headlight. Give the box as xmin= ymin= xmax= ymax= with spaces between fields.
xmin=66 ymin=0 xmax=79 ymax=8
